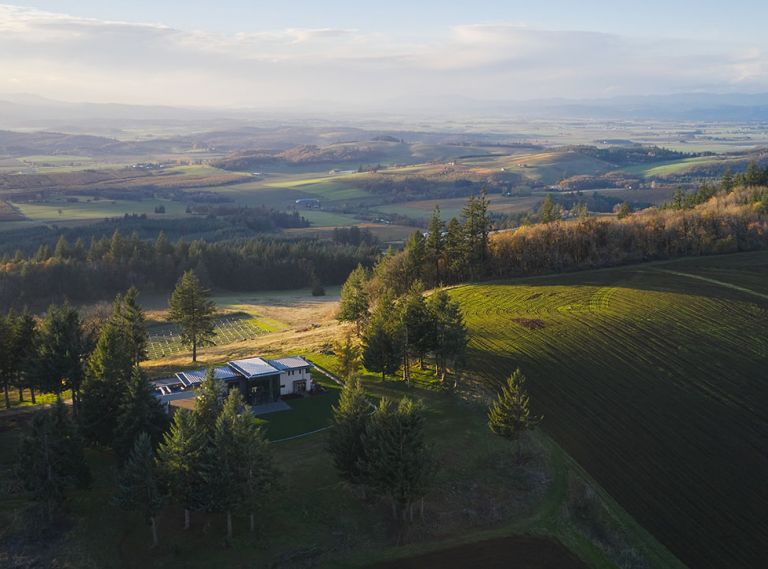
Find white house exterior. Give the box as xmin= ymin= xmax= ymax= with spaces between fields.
xmin=156 ymin=355 xmax=314 ymax=405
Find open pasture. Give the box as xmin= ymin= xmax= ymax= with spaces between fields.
xmin=450 ymin=252 xmax=768 ymax=569
xmin=10 ymin=195 xmax=189 ymax=223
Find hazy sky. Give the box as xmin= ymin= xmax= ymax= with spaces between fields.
xmin=2 ymin=1 xmax=767 ymax=108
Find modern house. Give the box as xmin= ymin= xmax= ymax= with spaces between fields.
xmin=155 ymin=356 xmax=313 ymax=405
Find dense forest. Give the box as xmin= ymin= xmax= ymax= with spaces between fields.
xmin=0 ymin=232 xmax=379 ymax=309
xmin=0 ymin=207 xmax=311 ymax=257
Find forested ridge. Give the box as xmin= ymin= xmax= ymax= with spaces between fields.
xmin=364 ymin=185 xmax=768 ymax=297
xmin=0 ymin=232 xmax=378 ymax=309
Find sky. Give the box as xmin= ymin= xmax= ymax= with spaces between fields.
xmin=1 ymin=1 xmax=767 ymax=109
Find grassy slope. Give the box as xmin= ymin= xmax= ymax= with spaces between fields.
xmin=450 ymin=251 xmax=768 ymax=569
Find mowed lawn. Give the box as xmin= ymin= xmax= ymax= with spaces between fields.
xmin=450 ymin=251 xmax=768 ymax=569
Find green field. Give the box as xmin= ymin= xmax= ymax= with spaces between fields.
xmin=617 ymin=156 xmax=724 ymax=177
xmin=299 ymin=209 xmax=362 ymax=227
xmin=450 ymin=251 xmax=768 ymax=569
xmin=11 ymin=196 xmax=190 ymax=223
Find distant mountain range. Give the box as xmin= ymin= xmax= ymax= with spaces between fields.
xmin=2 ymin=92 xmax=768 ymax=132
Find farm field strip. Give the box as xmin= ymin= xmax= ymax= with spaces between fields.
xmin=146 ymin=315 xmax=271 ymax=359
xmin=450 ymin=254 xmax=768 ymax=569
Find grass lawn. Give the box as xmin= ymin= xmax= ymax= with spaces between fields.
xmin=450 ymin=251 xmax=768 ymax=569
xmin=262 ymin=378 xmax=341 ymax=440
xmin=1 ymin=388 xmax=72 ymax=410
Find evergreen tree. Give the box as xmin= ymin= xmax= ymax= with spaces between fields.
xmin=157 ymin=409 xmax=206 ymax=530
xmin=403 ymin=231 xmax=426 ymax=288
xmin=113 ymin=367 xmax=167 ymax=460
xmin=616 ymin=201 xmax=633 ymax=219
xmin=425 ymin=206 xmax=445 ymax=286
xmin=328 ymin=377 xmax=370 ymax=486
xmin=207 ymin=389 xmax=248 ymax=539
xmin=0 ymin=314 xmax=11 ymax=408
xmin=461 ymin=190 xmax=491 ymax=278
xmin=333 ymin=331 xmax=361 ymax=381
xmin=168 ymin=271 xmax=216 ymax=362
xmin=443 ymin=217 xmax=469 ymax=283
xmin=115 ymin=432 xmax=165 ymax=547
xmin=81 ymin=300 xmax=135 ymax=447
xmin=232 ymin=405 xmax=277 ymax=533
xmin=17 ymin=399 xmax=91 ymax=521
xmin=540 ymin=195 xmax=560 ymax=223
xmin=53 ymin=235 xmax=70 ymax=259
xmin=114 ymin=287 xmax=149 ymax=365
xmin=194 ymin=367 xmax=226 ymax=437
xmin=361 ymin=398 xmax=435 ymax=521
xmin=400 ymin=282 xmax=435 ymax=382
xmin=10 ymin=310 xmax=38 ymax=404
xmin=362 ymin=297 xmax=403 ymax=381
xmin=33 ymin=304 xmax=89 ymax=411
xmin=336 ymin=264 xmax=370 ymax=335
xmin=721 ymin=167 xmax=735 ymax=192
xmin=488 ymin=369 xmax=541 ymax=460
xmin=427 ymin=289 xmax=468 ymax=384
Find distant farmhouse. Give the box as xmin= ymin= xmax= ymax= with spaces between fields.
xmin=153 ymin=356 xmax=313 ymax=406
xmin=295 ymin=198 xmax=321 ymax=208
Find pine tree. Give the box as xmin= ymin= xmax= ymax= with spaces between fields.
xmin=53 ymin=235 xmax=70 ymax=259
xmin=157 ymin=409 xmax=206 ymax=530
xmin=33 ymin=304 xmax=88 ymax=411
xmin=362 ymin=297 xmax=403 ymax=382
xmin=361 ymin=398 xmax=435 ymax=521
xmin=488 ymin=369 xmax=541 ymax=461
xmin=540 ymin=195 xmax=560 ymax=223
xmin=12 ymin=309 xmax=38 ymax=404
xmin=336 ymin=264 xmax=370 ymax=335
xmin=427 ymin=289 xmax=467 ymax=384
xmin=17 ymin=399 xmax=91 ymax=521
xmin=168 ymin=271 xmax=216 ymax=362
xmin=443 ymin=217 xmax=469 ymax=283
xmin=113 ymin=367 xmax=167 ymax=460
xmin=115 ymin=432 xmax=165 ymax=547
xmin=461 ymin=190 xmax=491 ymax=278
xmin=721 ymin=167 xmax=735 ymax=192
xmin=81 ymin=306 xmax=134 ymax=447
xmin=114 ymin=287 xmax=149 ymax=365
xmin=0 ymin=314 xmax=11 ymax=408
xmin=232 ymin=406 xmax=277 ymax=533
xmin=425 ymin=206 xmax=445 ymax=286
xmin=207 ymin=389 xmax=248 ymax=539
xmin=333 ymin=331 xmax=361 ymax=381
xmin=328 ymin=377 xmax=370 ymax=486
xmin=194 ymin=367 xmax=226 ymax=438
xmin=400 ymin=282 xmax=435 ymax=380
xmin=403 ymin=231 xmax=426 ymax=287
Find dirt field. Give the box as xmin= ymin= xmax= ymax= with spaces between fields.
xmin=370 ymin=536 xmax=589 ymax=569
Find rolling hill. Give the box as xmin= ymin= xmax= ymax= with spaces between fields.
xmin=450 ymin=252 xmax=768 ymax=569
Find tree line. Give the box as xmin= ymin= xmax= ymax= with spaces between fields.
xmin=0 ymin=230 xmax=378 ymax=310
xmin=348 ymin=184 xmax=767 ymax=295
xmin=337 ymin=269 xmax=468 ymax=386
